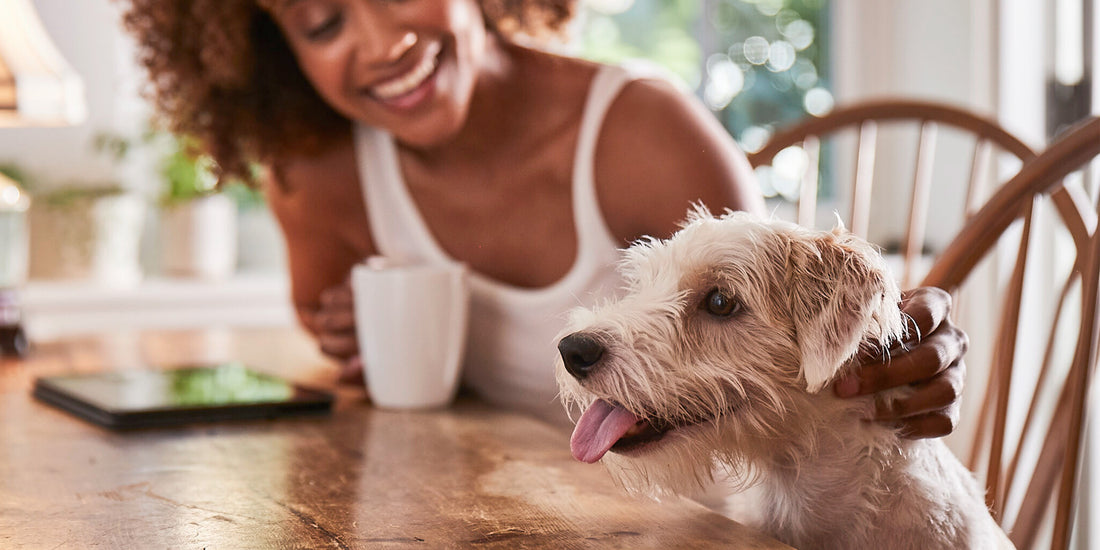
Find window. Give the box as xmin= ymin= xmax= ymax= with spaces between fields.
xmin=577 ymin=0 xmax=832 ymax=155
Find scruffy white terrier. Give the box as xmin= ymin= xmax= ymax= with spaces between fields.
xmin=555 ymin=207 xmax=1011 ymax=549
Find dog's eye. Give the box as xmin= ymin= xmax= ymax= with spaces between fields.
xmin=703 ymin=289 xmax=742 ymax=317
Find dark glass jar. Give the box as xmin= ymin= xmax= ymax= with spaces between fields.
xmin=0 ymin=288 xmax=28 ymax=358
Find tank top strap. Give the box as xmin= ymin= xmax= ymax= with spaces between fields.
xmin=571 ymin=64 xmax=646 ymax=260
xmin=354 ymin=124 xmax=447 ymax=264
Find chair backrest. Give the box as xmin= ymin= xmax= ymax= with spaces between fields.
xmin=747 ymin=99 xmax=1036 ymax=287
xmin=923 ymin=117 xmax=1100 ymax=549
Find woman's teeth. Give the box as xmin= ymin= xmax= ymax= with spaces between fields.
xmin=371 ymin=43 xmax=441 ymax=100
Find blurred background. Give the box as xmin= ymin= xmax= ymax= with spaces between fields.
xmin=0 ymin=0 xmax=1093 ymax=340
xmin=2 ymin=0 xmax=1099 ymax=543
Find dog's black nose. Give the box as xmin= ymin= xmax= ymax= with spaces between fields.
xmin=558 ymin=332 xmax=605 ymax=379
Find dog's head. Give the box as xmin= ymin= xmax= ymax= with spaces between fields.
xmin=555 ymin=207 xmax=904 ymax=493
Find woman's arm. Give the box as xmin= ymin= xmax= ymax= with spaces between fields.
xmin=262 ymin=144 xmax=374 ymax=363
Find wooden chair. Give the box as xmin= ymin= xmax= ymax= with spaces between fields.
xmin=747 ymin=99 xmax=1036 ymax=287
xmin=923 ymin=117 xmax=1100 ymax=549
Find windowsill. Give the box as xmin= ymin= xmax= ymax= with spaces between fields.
xmin=21 ymin=271 xmax=296 ymax=340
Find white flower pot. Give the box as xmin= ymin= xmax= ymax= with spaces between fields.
xmin=159 ymin=194 xmax=237 ymax=280
xmin=29 ymin=192 xmax=145 ymax=287
xmin=237 ymin=206 xmax=286 ymax=273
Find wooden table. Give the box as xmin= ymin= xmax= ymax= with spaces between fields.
xmin=0 ymin=327 xmax=789 ymax=549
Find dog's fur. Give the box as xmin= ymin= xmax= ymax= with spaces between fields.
xmin=555 ymin=208 xmax=1011 ymax=549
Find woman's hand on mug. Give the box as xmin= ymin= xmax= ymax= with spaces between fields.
xmin=834 ymin=286 xmax=968 ymax=439
xmin=314 ymin=282 xmax=364 ymax=383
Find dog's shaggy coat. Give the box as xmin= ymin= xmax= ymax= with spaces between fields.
xmin=556 ymin=208 xmax=1012 ymax=549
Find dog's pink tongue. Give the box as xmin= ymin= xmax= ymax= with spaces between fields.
xmin=570 ymin=399 xmax=640 ymax=463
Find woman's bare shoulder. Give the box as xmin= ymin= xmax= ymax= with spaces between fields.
xmin=513 ymin=44 xmax=603 ymax=78
xmin=594 ymin=76 xmax=764 ymax=243
xmin=265 ymin=138 xmax=358 ymax=217
xmin=263 ymin=136 xmax=372 ymax=248
xmin=508 ymin=45 xmax=601 ymax=107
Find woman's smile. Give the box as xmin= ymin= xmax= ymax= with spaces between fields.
xmin=364 ymin=41 xmax=442 ymax=110
xmin=270 ymin=0 xmax=487 ymax=147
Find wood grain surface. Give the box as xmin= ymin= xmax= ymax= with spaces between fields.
xmin=0 ymin=327 xmax=789 ymax=549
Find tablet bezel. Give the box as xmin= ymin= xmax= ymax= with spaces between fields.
xmin=32 ymin=365 xmax=335 ymax=430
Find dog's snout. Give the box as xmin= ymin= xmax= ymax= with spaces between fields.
xmin=558 ymin=332 xmax=605 ymax=380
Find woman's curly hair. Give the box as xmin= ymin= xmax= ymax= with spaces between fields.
xmin=119 ymin=0 xmax=576 ymax=184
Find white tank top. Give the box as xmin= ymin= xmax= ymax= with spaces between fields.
xmin=355 ymin=65 xmax=637 ymax=425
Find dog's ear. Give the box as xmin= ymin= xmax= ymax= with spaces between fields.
xmin=782 ymin=227 xmax=900 ymax=393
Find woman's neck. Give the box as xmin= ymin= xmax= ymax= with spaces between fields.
xmin=404 ymin=35 xmax=527 ymax=164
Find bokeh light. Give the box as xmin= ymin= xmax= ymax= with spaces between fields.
xmin=755 ymin=165 xmax=778 ymax=197
xmin=583 ymin=0 xmax=636 ymax=15
xmin=743 ymin=36 xmax=770 ymax=65
xmin=704 ymin=54 xmax=745 ymax=110
xmin=739 ymin=125 xmax=772 ymax=154
xmin=767 ymin=40 xmax=796 ymax=72
xmin=1 ymin=184 xmax=23 ymax=207
xmin=583 ymin=15 xmax=621 ymax=49
xmin=775 ymin=9 xmax=801 ymax=32
xmin=783 ymin=19 xmax=815 ymax=51
xmin=804 ymin=87 xmax=835 ymax=116
xmin=754 ymin=0 xmax=784 ymax=17
xmin=772 ymin=145 xmax=808 ymax=200
xmin=792 ymin=58 xmax=818 ymax=89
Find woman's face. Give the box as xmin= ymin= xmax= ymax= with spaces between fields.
xmin=269 ymin=0 xmax=488 ymax=148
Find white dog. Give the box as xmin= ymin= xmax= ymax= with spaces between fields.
xmin=555 ymin=207 xmax=1011 ymax=549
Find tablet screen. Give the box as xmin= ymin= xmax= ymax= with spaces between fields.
xmin=33 ymin=363 xmax=334 ymax=429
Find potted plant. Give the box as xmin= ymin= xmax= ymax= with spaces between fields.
xmin=26 ymin=181 xmax=145 ymax=286
xmin=156 ymin=135 xmax=239 ymax=280
xmin=6 ymin=157 xmax=146 ymax=287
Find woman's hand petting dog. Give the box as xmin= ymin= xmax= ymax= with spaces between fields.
xmin=834 ymin=286 xmax=968 ymax=439
xmin=310 ymin=282 xmax=364 ymax=385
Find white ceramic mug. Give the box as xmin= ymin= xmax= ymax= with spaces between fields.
xmin=351 ymin=257 xmax=469 ymax=409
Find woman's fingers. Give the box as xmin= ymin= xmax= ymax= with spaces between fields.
xmin=899 ymin=286 xmax=951 ymax=338
xmin=838 ymin=323 xmax=968 ymax=396
xmin=318 ymin=329 xmax=358 ymax=359
xmin=877 ymin=326 xmax=966 ymax=391
xmin=849 ymin=286 xmax=952 ymax=367
xmin=338 ymin=356 xmax=365 ymax=385
xmin=320 ymin=283 xmax=354 ymax=309
xmin=873 ymin=361 xmax=964 ymax=420
xmin=317 ymin=308 xmax=356 ymax=332
xmin=836 ymin=286 xmax=969 ymax=440
xmin=316 ymin=281 xmax=358 ymax=359
xmin=888 ymin=409 xmax=960 ymax=439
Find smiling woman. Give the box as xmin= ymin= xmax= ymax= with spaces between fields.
xmin=117 ymin=0 xmax=966 ymax=448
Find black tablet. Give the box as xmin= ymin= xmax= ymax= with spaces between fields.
xmin=33 ymin=363 xmax=334 ymax=430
